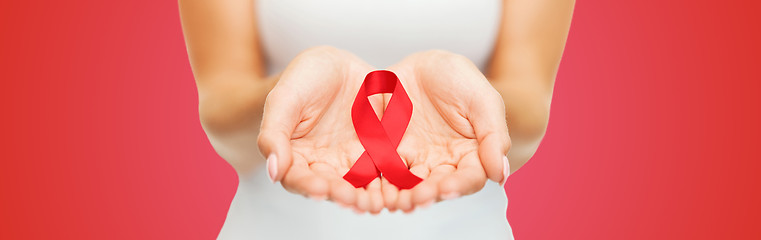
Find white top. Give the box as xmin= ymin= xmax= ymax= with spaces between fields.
xmin=258 ymin=0 xmax=502 ymax=73
xmin=218 ymin=1 xmax=512 ymax=239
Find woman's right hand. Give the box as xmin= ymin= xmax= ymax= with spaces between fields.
xmin=257 ymin=46 xmax=390 ymax=213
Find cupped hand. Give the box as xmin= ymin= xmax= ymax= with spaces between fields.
xmin=259 ymin=48 xmax=511 ymax=214
xmin=257 ymin=46 xmax=391 ymax=213
xmin=384 ymin=50 xmax=512 ymax=212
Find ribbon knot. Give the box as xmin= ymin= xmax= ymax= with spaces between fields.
xmin=343 ymin=70 xmax=422 ymax=189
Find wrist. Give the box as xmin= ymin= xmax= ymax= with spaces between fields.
xmin=491 ymin=79 xmax=551 ymax=145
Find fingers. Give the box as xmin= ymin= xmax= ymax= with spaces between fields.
xmin=311 ymin=163 xmax=356 ymax=207
xmin=258 ymin=131 xmax=291 ymax=183
xmin=308 ymin=163 xmax=384 ymax=214
xmin=468 ymin=90 xmax=512 ymax=185
xmin=329 ymin=178 xmax=357 ymax=207
xmin=257 ymin=88 xmax=301 ymax=182
xmin=351 ymin=156 xmax=488 ymax=214
xmin=476 ymin=132 xmax=510 ymax=185
xmin=438 ymin=152 xmax=488 ymax=199
xmin=397 ymin=189 xmax=414 ymax=213
xmin=381 ymin=177 xmax=399 ymax=212
xmin=409 ymin=165 xmax=453 ymax=209
xmin=308 ymin=158 xmax=486 ymax=214
xmin=366 ymin=178 xmax=384 ymax=214
xmin=353 ymin=178 xmax=387 ymax=215
xmin=280 ymin=159 xmax=329 ymax=199
xmin=355 ymin=188 xmax=370 ymax=214
xmin=398 ymin=165 xmax=433 ymax=212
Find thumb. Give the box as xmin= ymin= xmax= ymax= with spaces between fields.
xmin=468 ymin=90 xmax=512 ymax=186
xmin=257 ymin=89 xmax=300 ymax=183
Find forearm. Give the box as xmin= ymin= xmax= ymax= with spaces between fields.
xmin=486 ymin=0 xmax=573 ymax=173
xmin=197 ymin=74 xmax=279 ymax=174
xmin=490 ymin=77 xmax=553 ymax=173
xmin=180 ymin=0 xmax=275 ymax=174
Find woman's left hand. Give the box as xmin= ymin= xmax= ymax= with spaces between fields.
xmin=383 ymin=50 xmax=512 ymax=212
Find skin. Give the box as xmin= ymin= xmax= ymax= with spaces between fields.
xmin=179 ymin=0 xmax=575 ymax=213
xmin=386 ymin=51 xmax=512 ymax=212
xmin=257 ymin=47 xmax=383 ymax=211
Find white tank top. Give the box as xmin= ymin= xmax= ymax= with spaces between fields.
xmin=218 ymin=1 xmax=513 ymax=239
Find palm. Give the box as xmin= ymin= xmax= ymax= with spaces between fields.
xmin=287 ymin=62 xmax=368 ymax=172
xmin=261 ymin=49 xmax=510 ymax=214
xmin=384 ymin=51 xmax=509 ymax=211
xmin=398 ymin=71 xmax=481 ymax=170
xmin=399 ymin=73 xmax=482 ymax=181
xmin=260 ymin=47 xmax=392 ymax=213
xmin=286 ymin=66 xmax=376 ymax=206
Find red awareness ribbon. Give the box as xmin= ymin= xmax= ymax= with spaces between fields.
xmin=343 ymin=70 xmax=422 ymax=190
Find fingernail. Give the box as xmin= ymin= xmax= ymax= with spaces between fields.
xmin=266 ymin=154 xmax=278 ymax=183
xmin=440 ymin=192 xmax=460 ymax=200
xmin=500 ymin=156 xmax=510 ymax=187
xmin=418 ymin=200 xmax=433 ymax=209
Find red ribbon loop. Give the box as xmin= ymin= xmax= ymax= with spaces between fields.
xmin=343 ymin=70 xmax=422 ymax=189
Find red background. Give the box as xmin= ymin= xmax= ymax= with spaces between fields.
xmin=1 ymin=0 xmax=759 ymax=239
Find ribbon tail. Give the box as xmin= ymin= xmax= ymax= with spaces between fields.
xmin=343 ymin=152 xmax=380 ymax=188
